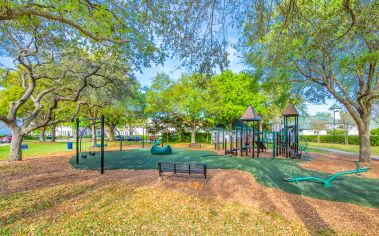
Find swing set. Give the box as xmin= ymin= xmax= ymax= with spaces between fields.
xmin=75 ymin=115 xmax=122 ymax=174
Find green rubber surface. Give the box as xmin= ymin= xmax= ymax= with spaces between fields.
xmin=70 ymin=148 xmax=379 ymax=208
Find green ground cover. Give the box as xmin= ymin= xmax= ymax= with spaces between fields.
xmin=70 ymin=149 xmax=379 ymax=208
xmin=0 ymin=142 xmax=71 ymax=161
xmin=308 ymin=142 xmax=379 ymax=156
xmin=0 ymin=141 xmax=141 ymax=160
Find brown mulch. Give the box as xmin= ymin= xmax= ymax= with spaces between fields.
xmin=1 ymin=153 xmax=379 ymax=235
xmin=300 ymin=152 xmax=379 ymax=179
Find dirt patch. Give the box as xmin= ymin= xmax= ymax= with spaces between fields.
xmin=1 ymin=153 xmax=378 ymax=235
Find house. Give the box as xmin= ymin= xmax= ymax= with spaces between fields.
xmin=299 ymin=112 xmax=379 ymax=136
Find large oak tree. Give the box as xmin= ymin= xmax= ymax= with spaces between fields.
xmin=243 ymin=0 xmax=379 ymax=162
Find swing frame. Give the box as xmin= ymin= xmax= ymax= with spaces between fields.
xmin=76 ymin=115 xmax=122 ymax=174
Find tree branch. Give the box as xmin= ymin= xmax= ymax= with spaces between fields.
xmin=0 ymin=6 xmax=129 ymax=44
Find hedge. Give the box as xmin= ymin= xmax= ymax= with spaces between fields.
xmin=160 ymin=132 xmax=211 ymax=143
xmin=302 ymin=135 xmax=379 ymax=146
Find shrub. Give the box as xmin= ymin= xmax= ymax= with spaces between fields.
xmin=371 ymin=128 xmax=379 ymax=136
xmin=326 ymin=129 xmax=346 ymax=135
xmin=301 ymin=135 xmax=379 ymax=146
xmin=161 ymin=132 xmax=211 ymax=143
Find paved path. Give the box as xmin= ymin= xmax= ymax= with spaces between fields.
xmin=310 ymin=147 xmax=379 ymax=160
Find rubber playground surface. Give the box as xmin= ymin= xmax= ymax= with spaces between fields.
xmin=70 ymin=148 xmax=379 ymax=208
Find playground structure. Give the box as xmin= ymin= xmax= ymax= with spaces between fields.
xmin=284 ymin=161 xmax=369 ymax=187
xmin=212 ymin=104 xmax=309 ymax=159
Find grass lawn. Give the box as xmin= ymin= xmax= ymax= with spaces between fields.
xmin=0 ymin=180 xmax=311 ymax=235
xmin=0 ymin=141 xmax=72 ymax=161
xmin=71 ymin=149 xmax=379 ymax=208
xmin=0 ymin=140 xmax=141 ymax=161
xmin=308 ymin=142 xmax=379 ymax=156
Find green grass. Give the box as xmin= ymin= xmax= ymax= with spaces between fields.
xmin=0 ymin=141 xmax=71 ymax=161
xmin=308 ymin=142 xmax=379 ymax=156
xmin=71 ymin=149 xmax=379 ymax=208
xmin=265 ymin=143 xmax=329 ymax=154
xmin=0 ymin=140 xmax=135 ymax=161
xmin=0 ymin=180 xmax=322 ymax=235
xmin=0 ymin=141 xmax=75 ymax=161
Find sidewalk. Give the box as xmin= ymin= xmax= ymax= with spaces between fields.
xmin=310 ymin=147 xmax=379 ymax=160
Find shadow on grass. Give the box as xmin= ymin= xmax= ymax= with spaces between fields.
xmin=69 ymin=149 xmax=379 ymax=209
xmin=0 ymin=182 xmax=100 ymax=227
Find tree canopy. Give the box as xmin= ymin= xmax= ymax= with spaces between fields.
xmin=242 ymin=0 xmax=378 ymax=162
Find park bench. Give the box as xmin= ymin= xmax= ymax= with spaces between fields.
xmin=188 ymin=143 xmax=202 ymax=148
xmin=158 ymin=162 xmax=207 ymax=180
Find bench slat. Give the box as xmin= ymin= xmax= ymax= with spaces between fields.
xmin=158 ymin=162 xmax=207 ymax=179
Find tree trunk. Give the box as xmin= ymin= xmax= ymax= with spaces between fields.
xmin=51 ymin=124 xmax=56 ymax=142
xmin=191 ymin=126 xmax=196 ymax=144
xmin=358 ymin=124 xmax=371 ymax=163
xmin=39 ymin=127 xmax=46 ymax=142
xmin=10 ymin=128 xmax=24 ymax=161
xmin=109 ymin=125 xmax=115 ymax=141
xmin=91 ymin=124 xmax=97 ymax=145
xmin=316 ymin=132 xmax=320 ymax=143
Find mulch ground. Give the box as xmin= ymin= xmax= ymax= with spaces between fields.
xmin=1 ymin=151 xmax=379 ymax=235
xmin=300 ymin=152 xmax=379 ymax=179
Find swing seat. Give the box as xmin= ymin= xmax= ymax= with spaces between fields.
xmin=89 ymin=152 xmax=96 ymax=156
xmin=81 ymin=154 xmax=87 ymax=159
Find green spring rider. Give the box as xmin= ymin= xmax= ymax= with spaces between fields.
xmin=284 ymin=161 xmax=369 ymax=187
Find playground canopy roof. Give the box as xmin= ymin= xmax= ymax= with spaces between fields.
xmin=240 ymin=105 xmax=261 ymax=121
xmin=282 ymin=104 xmax=299 ymax=117
xmin=329 ymin=103 xmax=342 ymax=111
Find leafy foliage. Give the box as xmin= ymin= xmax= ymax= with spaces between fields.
xmin=242 ymin=0 xmax=379 ymax=161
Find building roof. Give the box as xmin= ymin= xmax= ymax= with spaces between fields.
xmin=329 ymin=103 xmax=342 ymax=111
xmin=282 ymin=104 xmax=299 ymax=117
xmin=240 ymin=105 xmax=261 ymax=121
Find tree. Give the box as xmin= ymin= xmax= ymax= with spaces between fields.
xmin=0 ymin=32 xmax=125 ymax=160
xmin=79 ymin=71 xmax=133 ymax=144
xmin=1 ymin=0 xmax=243 ymax=160
xmin=310 ymin=120 xmax=328 ymax=143
xmin=172 ymin=74 xmax=207 ymax=143
xmin=123 ymin=87 xmax=147 ymax=137
xmin=243 ymin=0 xmax=378 ymax=162
xmin=0 ymin=1 xmax=233 ymax=73
xmin=205 ymin=70 xmax=266 ymax=130
xmin=339 ymin=111 xmax=356 ymax=145
xmin=102 ymin=103 xmax=127 ymax=141
xmin=146 ymin=73 xmax=207 ymax=143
